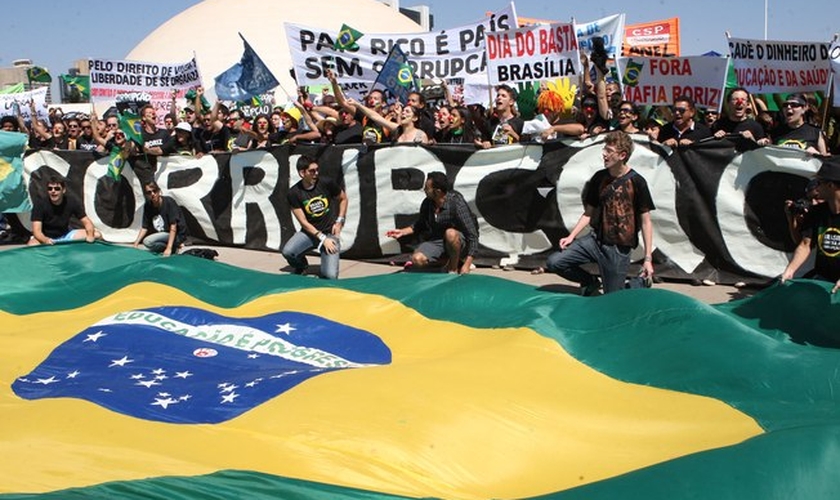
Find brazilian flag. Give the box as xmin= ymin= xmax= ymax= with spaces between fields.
xmin=622 ymin=59 xmax=644 ymax=87
xmin=334 ymin=23 xmax=363 ymax=51
xmin=2 ymin=244 xmax=840 ymax=499
xmin=60 ymin=74 xmax=90 ymax=100
xmin=118 ymin=111 xmax=144 ymax=146
xmin=26 ymin=66 xmax=52 ymax=84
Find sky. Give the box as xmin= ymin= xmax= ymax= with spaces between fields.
xmin=2 ymin=0 xmax=838 ymax=99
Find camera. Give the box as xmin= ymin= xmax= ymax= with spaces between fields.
xmin=789 ymin=198 xmax=811 ymax=216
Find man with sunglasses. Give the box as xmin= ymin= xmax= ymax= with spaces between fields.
xmin=282 ymin=155 xmax=348 ymax=279
xmin=28 ymin=175 xmax=101 ymax=246
xmin=75 ymin=118 xmax=98 ymax=152
xmin=712 ymin=87 xmax=769 ymax=145
xmin=772 ymin=94 xmax=827 ymax=155
xmin=656 ymin=95 xmax=712 ymax=147
xmin=781 ymin=157 xmax=840 ymax=293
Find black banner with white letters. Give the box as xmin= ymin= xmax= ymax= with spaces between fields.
xmin=21 ymin=138 xmax=826 ymax=284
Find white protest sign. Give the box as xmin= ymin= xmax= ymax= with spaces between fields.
xmin=485 ymin=22 xmax=581 ymax=85
xmin=0 ymin=87 xmax=49 ymax=124
xmin=728 ymin=37 xmax=831 ymax=94
xmin=575 ymin=13 xmax=625 ymax=58
xmin=285 ymin=3 xmax=517 ymax=102
xmin=616 ymin=56 xmax=728 ymax=109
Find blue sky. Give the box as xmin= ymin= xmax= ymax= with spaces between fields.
xmin=2 ymin=0 xmax=837 ymax=98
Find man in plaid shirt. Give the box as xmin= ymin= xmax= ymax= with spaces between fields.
xmin=387 ymin=172 xmax=480 ymax=274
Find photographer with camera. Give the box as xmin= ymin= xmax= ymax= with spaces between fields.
xmin=781 ymin=157 xmax=840 ymax=293
xmin=784 ymin=178 xmax=823 ymax=245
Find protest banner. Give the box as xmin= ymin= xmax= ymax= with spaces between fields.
xmin=284 ymin=4 xmax=517 ymax=103
xmin=89 ymin=57 xmax=202 ymax=123
xmin=727 ymin=37 xmax=831 ymax=94
xmin=575 ymin=13 xmax=625 ymax=58
xmin=616 ymin=55 xmax=728 ymax=109
xmin=623 ymin=18 xmax=680 ymax=57
xmin=0 ymin=87 xmax=49 ymax=124
xmin=485 ymin=22 xmax=581 ymax=85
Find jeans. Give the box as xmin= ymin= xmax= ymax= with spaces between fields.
xmin=143 ymin=232 xmax=177 ymax=253
xmin=545 ymin=233 xmax=632 ymax=294
xmin=282 ymin=230 xmax=341 ymax=279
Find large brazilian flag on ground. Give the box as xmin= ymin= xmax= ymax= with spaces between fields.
xmin=2 ymin=243 xmax=840 ymax=499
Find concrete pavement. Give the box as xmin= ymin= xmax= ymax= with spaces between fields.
xmin=0 ymin=241 xmax=756 ymax=304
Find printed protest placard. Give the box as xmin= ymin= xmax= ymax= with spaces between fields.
xmin=623 ymin=18 xmax=680 ymax=57
xmin=485 ymin=22 xmax=581 ymax=85
xmin=728 ymin=37 xmax=831 ymax=94
xmin=285 ymin=4 xmax=516 ymax=103
xmin=616 ymin=56 xmax=728 ymax=109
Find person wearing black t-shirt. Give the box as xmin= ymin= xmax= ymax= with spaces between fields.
xmin=282 ymin=155 xmax=348 ymax=279
xmin=712 ymin=87 xmax=769 ymax=145
xmin=782 ymin=157 xmax=840 ymax=293
xmin=772 ymin=94 xmax=828 ymax=155
xmin=546 ymin=131 xmax=656 ymax=295
xmin=133 ymin=181 xmax=188 ymax=257
xmin=28 ymin=175 xmax=101 ymax=245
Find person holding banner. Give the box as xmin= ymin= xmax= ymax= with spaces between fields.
xmin=772 ymin=94 xmax=827 ymax=155
xmin=712 ymin=87 xmax=769 ymax=145
xmin=545 ymin=131 xmax=655 ymax=295
xmin=656 ymin=96 xmax=712 ymax=146
xmin=781 ymin=157 xmax=840 ymax=293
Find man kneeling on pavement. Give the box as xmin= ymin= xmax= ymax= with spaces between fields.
xmin=387 ymin=171 xmax=479 ymax=274
xmin=545 ymin=131 xmax=655 ymax=295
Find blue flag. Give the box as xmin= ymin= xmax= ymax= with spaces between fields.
xmin=214 ymin=33 xmax=279 ymax=102
xmin=373 ymin=44 xmax=417 ymax=104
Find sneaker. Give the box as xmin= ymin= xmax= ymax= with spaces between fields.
xmin=580 ymin=278 xmax=601 ymax=296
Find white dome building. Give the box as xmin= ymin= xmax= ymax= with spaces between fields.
xmin=127 ymin=0 xmax=423 ymax=100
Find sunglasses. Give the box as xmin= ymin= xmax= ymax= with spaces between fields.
xmin=618 ymin=108 xmax=635 ymax=114
xmin=144 ymin=189 xmax=158 ymax=196
xmin=783 ymin=102 xmax=803 ymax=108
xmin=674 ymin=107 xmax=689 ymax=114
xmin=47 ymin=186 xmax=62 ymax=192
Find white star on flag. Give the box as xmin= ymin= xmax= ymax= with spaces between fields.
xmin=35 ymin=376 xmax=59 ymax=385
xmin=174 ymin=371 xmax=193 ymax=379
xmin=84 ymin=330 xmax=107 ymax=343
xmin=275 ymin=323 xmax=296 ymax=335
xmin=221 ymin=392 xmax=239 ymax=404
xmin=136 ymin=379 xmax=161 ymax=388
xmin=151 ymin=397 xmax=178 ymax=409
xmin=109 ymin=355 xmax=133 ymax=367
xmin=66 ymin=370 xmax=80 ymax=379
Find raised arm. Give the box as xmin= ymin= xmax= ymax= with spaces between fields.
xmin=326 ymin=69 xmax=356 ymax=115
xmin=347 ymin=97 xmax=398 ymax=133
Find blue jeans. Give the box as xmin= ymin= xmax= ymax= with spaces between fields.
xmin=545 ymin=233 xmax=631 ymax=294
xmin=143 ymin=232 xmax=179 ymax=253
xmin=282 ymin=230 xmax=341 ymax=279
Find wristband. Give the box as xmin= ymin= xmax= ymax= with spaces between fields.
xmin=317 ymin=232 xmax=327 ymax=242
xmin=644 ymin=256 xmax=653 ymax=263
xmin=336 ymin=216 xmax=346 ymax=224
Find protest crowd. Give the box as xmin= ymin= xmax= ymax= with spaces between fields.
xmin=2 ymin=6 xmax=840 ymax=295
